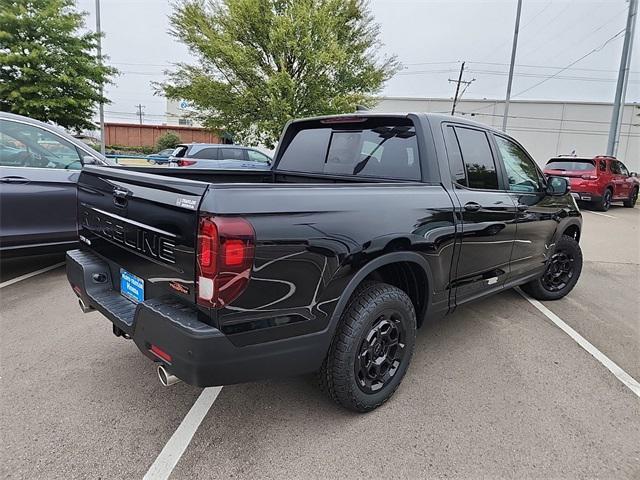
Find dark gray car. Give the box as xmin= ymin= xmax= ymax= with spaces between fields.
xmin=0 ymin=112 xmax=113 ymax=257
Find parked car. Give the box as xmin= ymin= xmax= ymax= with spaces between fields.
xmin=0 ymin=112 xmax=114 ymax=257
xmin=168 ymin=143 xmax=271 ymax=169
xmin=146 ymin=148 xmax=175 ymax=164
xmin=67 ymin=113 xmax=582 ymax=412
xmin=544 ymin=155 xmax=638 ymax=211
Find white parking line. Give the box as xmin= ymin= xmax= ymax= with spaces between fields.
xmin=518 ymin=289 xmax=640 ymax=398
xmin=584 ymin=210 xmax=617 ymax=219
xmin=0 ymin=262 xmax=65 ymax=289
xmin=144 ymin=386 xmax=223 ymax=480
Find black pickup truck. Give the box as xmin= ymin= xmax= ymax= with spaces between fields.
xmin=67 ymin=113 xmax=582 ymax=412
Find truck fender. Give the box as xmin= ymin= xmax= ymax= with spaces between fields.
xmin=325 ymin=251 xmax=433 ymax=338
xmin=553 ymin=217 xmax=582 ymax=244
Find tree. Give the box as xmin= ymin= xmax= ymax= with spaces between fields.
xmin=160 ymin=0 xmax=399 ymax=147
xmin=156 ymin=131 xmax=181 ymax=151
xmin=0 ymin=0 xmax=116 ymax=130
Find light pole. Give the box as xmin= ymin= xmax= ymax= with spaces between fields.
xmin=607 ymin=0 xmax=637 ymax=157
xmin=502 ymin=0 xmax=523 ymax=132
xmin=95 ymin=0 xmax=105 ymax=155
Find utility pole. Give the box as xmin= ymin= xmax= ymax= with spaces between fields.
xmin=95 ymin=0 xmax=105 ymax=155
xmin=502 ymin=0 xmax=523 ymax=132
xmin=449 ymin=62 xmax=475 ymax=115
xmin=135 ymin=104 xmax=145 ymax=125
xmin=607 ymin=0 xmax=637 ymax=156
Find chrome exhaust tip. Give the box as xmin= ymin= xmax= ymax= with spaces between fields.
xmin=157 ymin=364 xmax=181 ymax=387
xmin=78 ymin=298 xmax=94 ymax=313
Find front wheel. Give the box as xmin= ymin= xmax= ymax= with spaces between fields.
xmin=318 ymin=282 xmax=416 ymax=412
xmin=521 ymin=235 xmax=583 ymax=301
xmin=623 ymin=187 xmax=638 ymax=208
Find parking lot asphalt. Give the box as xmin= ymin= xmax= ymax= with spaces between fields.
xmin=1 ymin=206 xmax=639 ymax=479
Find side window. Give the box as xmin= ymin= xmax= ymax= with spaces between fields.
xmin=494 ymin=135 xmax=542 ymax=193
xmin=0 ymin=120 xmax=82 ymax=169
xmin=610 ymin=161 xmax=622 ymax=175
xmin=599 ymin=159 xmax=607 ymax=171
xmin=618 ymin=162 xmax=629 ymax=176
xmin=192 ymin=148 xmax=219 ymax=159
xmin=219 ymin=148 xmax=246 ymax=161
xmin=454 ymin=127 xmax=499 ymax=190
xmin=443 ymin=126 xmax=467 ymax=186
xmin=247 ymin=150 xmax=271 ymax=163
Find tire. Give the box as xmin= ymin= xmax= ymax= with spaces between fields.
xmin=623 ymin=187 xmax=638 ymax=208
xmin=595 ymin=188 xmax=612 ymax=211
xmin=521 ymin=235 xmax=583 ymax=301
xmin=318 ymin=281 xmax=416 ymax=412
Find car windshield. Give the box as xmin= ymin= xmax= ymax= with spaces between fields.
xmin=546 ymin=159 xmax=595 ymax=171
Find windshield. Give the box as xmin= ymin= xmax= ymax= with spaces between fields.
xmin=546 ymin=159 xmax=595 ymax=171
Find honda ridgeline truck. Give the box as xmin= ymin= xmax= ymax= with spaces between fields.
xmin=67 ymin=113 xmax=583 ymax=412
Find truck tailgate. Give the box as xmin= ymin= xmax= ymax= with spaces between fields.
xmin=77 ymin=166 xmax=209 ymax=304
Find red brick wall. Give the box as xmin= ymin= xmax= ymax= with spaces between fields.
xmin=105 ymin=123 xmax=221 ymax=147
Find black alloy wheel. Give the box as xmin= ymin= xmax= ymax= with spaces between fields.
xmin=540 ymin=250 xmax=575 ymax=292
xmin=355 ymin=311 xmax=407 ymax=393
xmin=624 ymin=188 xmax=638 ymax=208
xmin=318 ymin=281 xmax=416 ymax=412
xmin=521 ymin=234 xmax=583 ymax=301
xmin=597 ymin=189 xmax=612 ymax=211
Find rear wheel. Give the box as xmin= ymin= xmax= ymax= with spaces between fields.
xmin=623 ymin=187 xmax=638 ymax=208
xmin=521 ymin=235 xmax=582 ymax=301
xmin=595 ymin=188 xmax=612 ymax=211
xmin=318 ymin=282 xmax=416 ymax=412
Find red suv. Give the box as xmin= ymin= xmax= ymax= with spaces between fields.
xmin=544 ymin=156 xmax=639 ymax=211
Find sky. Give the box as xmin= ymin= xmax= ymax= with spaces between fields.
xmin=75 ymin=0 xmax=640 ymax=125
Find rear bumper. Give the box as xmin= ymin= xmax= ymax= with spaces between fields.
xmin=571 ymin=191 xmax=601 ymax=203
xmin=66 ymin=249 xmax=329 ymax=387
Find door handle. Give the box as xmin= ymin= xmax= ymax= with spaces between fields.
xmin=517 ymin=204 xmax=528 ymax=212
xmin=0 ymin=176 xmax=30 ymax=184
xmin=464 ymin=202 xmax=481 ymax=212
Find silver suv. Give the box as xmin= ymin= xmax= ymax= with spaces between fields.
xmin=168 ymin=144 xmax=271 ymax=169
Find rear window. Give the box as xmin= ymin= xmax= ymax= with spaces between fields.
xmin=172 ymin=146 xmax=188 ymax=158
xmin=277 ymin=119 xmax=420 ymax=181
xmin=546 ymin=159 xmax=595 ymax=171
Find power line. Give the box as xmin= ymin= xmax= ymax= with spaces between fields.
xmin=519 ymin=5 xmax=629 ymax=64
xmin=473 ymin=0 xmax=554 ymax=64
xmin=456 ymin=110 xmax=638 ymax=127
xmin=512 ymin=29 xmax=626 ymax=98
xmin=465 ymin=69 xmax=638 ymax=83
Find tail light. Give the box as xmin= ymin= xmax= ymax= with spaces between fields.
xmin=196 ymin=216 xmax=255 ymax=308
xmin=177 ymin=159 xmax=197 ymax=167
xmin=581 ymin=174 xmax=598 ymax=180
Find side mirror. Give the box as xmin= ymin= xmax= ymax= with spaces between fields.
xmin=631 ymin=172 xmax=637 ymax=177
xmin=83 ymin=155 xmax=98 ymax=165
xmin=546 ymin=176 xmax=569 ymax=196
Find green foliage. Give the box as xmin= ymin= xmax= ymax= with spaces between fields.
xmin=106 ymin=145 xmax=154 ymax=155
xmin=0 ymin=0 xmax=117 ymax=131
xmin=160 ymin=0 xmax=399 ymax=147
xmin=156 ymin=131 xmax=181 ymax=151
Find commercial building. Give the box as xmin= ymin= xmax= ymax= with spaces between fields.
xmin=372 ymin=97 xmax=639 ymax=172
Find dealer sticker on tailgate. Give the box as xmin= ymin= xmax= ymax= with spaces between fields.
xmin=120 ymin=269 xmax=144 ymax=303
